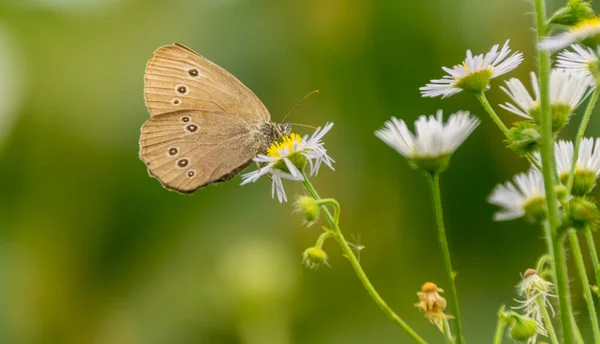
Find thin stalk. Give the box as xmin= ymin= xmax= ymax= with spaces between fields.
xmin=533 ymin=0 xmax=572 ymax=341
xmin=301 ymin=173 xmax=428 ymax=344
xmin=584 ymin=228 xmax=600 ymax=289
xmin=568 ymin=230 xmax=600 ymax=343
xmin=554 ymin=230 xmax=576 ymax=343
xmin=443 ymin=317 xmax=455 ymax=344
xmin=543 ymin=222 xmax=574 ymax=343
xmin=537 ymin=297 xmax=559 ymax=344
xmin=493 ymin=309 xmax=507 ymax=344
xmin=567 ymin=88 xmax=600 ymax=194
xmin=474 ymin=92 xmax=541 ymax=169
xmin=572 ymin=313 xmax=585 ymax=344
xmin=427 ymin=174 xmax=465 ymax=344
xmin=475 ymin=92 xmax=510 ymax=136
xmin=533 ymin=0 xmax=561 ymax=235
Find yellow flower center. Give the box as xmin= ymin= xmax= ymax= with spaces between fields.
xmin=572 ymin=17 xmax=600 ymax=31
xmin=267 ymin=133 xmax=302 ymax=158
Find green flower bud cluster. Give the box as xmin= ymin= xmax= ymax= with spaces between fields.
xmin=548 ymin=0 xmax=596 ymax=26
xmin=507 ymin=121 xmax=541 ymax=155
xmin=564 ymin=196 xmax=599 ymax=231
xmin=302 ymin=246 xmax=328 ymax=269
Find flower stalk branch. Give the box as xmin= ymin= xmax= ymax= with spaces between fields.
xmin=537 ymin=297 xmax=559 ymax=344
xmin=584 ymin=228 xmax=600 ymax=290
xmin=427 ymin=173 xmax=464 ymax=344
xmin=301 ymin=172 xmax=428 ymax=344
xmin=568 ymin=230 xmax=600 ymax=342
xmin=533 ymin=0 xmax=574 ymax=342
xmin=475 ymin=92 xmax=510 ymax=136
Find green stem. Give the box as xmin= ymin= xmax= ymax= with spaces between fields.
xmin=315 ymin=231 xmax=332 ymax=249
xmin=533 ymin=0 xmax=573 ymax=341
xmin=533 ymin=0 xmax=560 ymax=235
xmin=584 ymin=228 xmax=600 ymax=289
xmin=554 ymin=229 xmax=575 ymax=344
xmin=568 ymin=230 xmax=600 ymax=343
xmin=493 ymin=306 xmax=507 ymax=344
xmin=474 ymin=92 xmax=541 ymax=169
xmin=475 ymin=92 xmax=510 ymax=136
xmin=572 ymin=313 xmax=585 ymax=344
xmin=301 ymin=173 xmax=428 ymax=344
xmin=567 ymin=88 xmax=600 ymax=194
xmin=427 ymin=174 xmax=465 ymax=344
xmin=543 ymin=222 xmax=574 ymax=344
xmin=443 ymin=317 xmax=455 ymax=344
xmin=537 ymin=297 xmax=559 ymax=344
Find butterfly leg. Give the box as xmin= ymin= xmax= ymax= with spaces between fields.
xmin=255 ymin=162 xmax=273 ymax=181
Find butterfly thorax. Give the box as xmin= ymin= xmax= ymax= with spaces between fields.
xmin=257 ymin=122 xmax=291 ymax=153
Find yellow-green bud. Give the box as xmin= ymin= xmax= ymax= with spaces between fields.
xmin=529 ymin=103 xmax=572 ymax=133
xmin=570 ymin=170 xmax=597 ymax=196
xmin=555 ymin=184 xmax=568 ymax=204
xmin=302 ymin=247 xmax=328 ymax=269
xmin=509 ymin=315 xmax=538 ymax=342
xmin=548 ymin=0 xmax=596 ymax=26
xmin=568 ymin=197 xmax=599 ymax=230
xmin=410 ymin=154 xmax=451 ymax=175
xmin=295 ymin=196 xmax=320 ymax=225
xmin=454 ymin=69 xmax=493 ymax=94
xmin=507 ymin=121 xmax=541 ymax=156
xmin=523 ymin=197 xmax=547 ymax=224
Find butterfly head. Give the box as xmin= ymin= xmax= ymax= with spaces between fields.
xmin=275 ymin=122 xmax=292 ymax=137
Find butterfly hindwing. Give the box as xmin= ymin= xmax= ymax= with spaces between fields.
xmin=139 ymin=110 xmax=267 ymax=193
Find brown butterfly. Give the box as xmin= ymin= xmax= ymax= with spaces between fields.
xmin=139 ymin=43 xmax=291 ymax=194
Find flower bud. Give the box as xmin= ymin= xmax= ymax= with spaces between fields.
xmin=555 ymin=184 xmax=569 ymax=204
xmin=410 ymin=155 xmax=451 ymax=175
xmin=548 ymin=0 xmax=596 ymax=26
xmin=530 ymin=103 xmax=573 ymax=133
xmin=507 ymin=122 xmax=541 ymax=156
xmin=523 ymin=197 xmax=547 ymax=224
xmin=302 ymin=247 xmax=328 ymax=269
xmin=567 ymin=197 xmax=599 ymax=230
xmin=295 ymin=196 xmax=320 ymax=225
xmin=570 ymin=170 xmax=597 ymax=196
xmin=509 ymin=315 xmax=538 ymax=342
xmin=455 ymin=69 xmax=493 ymax=94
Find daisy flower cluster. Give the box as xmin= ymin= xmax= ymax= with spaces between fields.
xmin=233 ymin=2 xmax=600 ymax=343
xmin=241 ymin=123 xmax=334 ymax=202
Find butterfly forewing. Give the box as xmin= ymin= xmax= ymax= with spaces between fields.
xmin=141 ymin=43 xmax=277 ymax=193
xmin=144 ymin=43 xmax=270 ymax=122
xmin=139 ymin=110 xmax=265 ymax=193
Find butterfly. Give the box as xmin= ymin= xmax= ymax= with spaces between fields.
xmin=139 ymin=43 xmax=291 ymax=194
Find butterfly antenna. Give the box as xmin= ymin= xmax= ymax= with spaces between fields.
xmin=289 ymin=123 xmax=317 ymax=130
xmin=281 ymin=90 xmax=319 ymax=123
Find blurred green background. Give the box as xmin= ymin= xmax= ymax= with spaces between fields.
xmin=0 ymin=0 xmax=596 ymax=343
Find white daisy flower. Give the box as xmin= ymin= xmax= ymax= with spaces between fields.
xmin=542 ymin=138 xmax=600 ymax=195
xmin=420 ymin=40 xmax=523 ymax=98
xmin=499 ymin=69 xmax=593 ymax=131
xmin=539 ymin=18 xmax=600 ymax=52
xmin=556 ymin=44 xmax=599 ymax=83
xmin=488 ymin=170 xmax=546 ymax=221
xmin=241 ymin=123 xmax=335 ymax=203
xmin=375 ymin=110 xmax=479 ymax=173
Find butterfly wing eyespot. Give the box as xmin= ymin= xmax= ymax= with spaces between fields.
xmin=139 ymin=110 xmax=265 ymax=193
xmin=144 ymin=43 xmax=271 ymax=123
